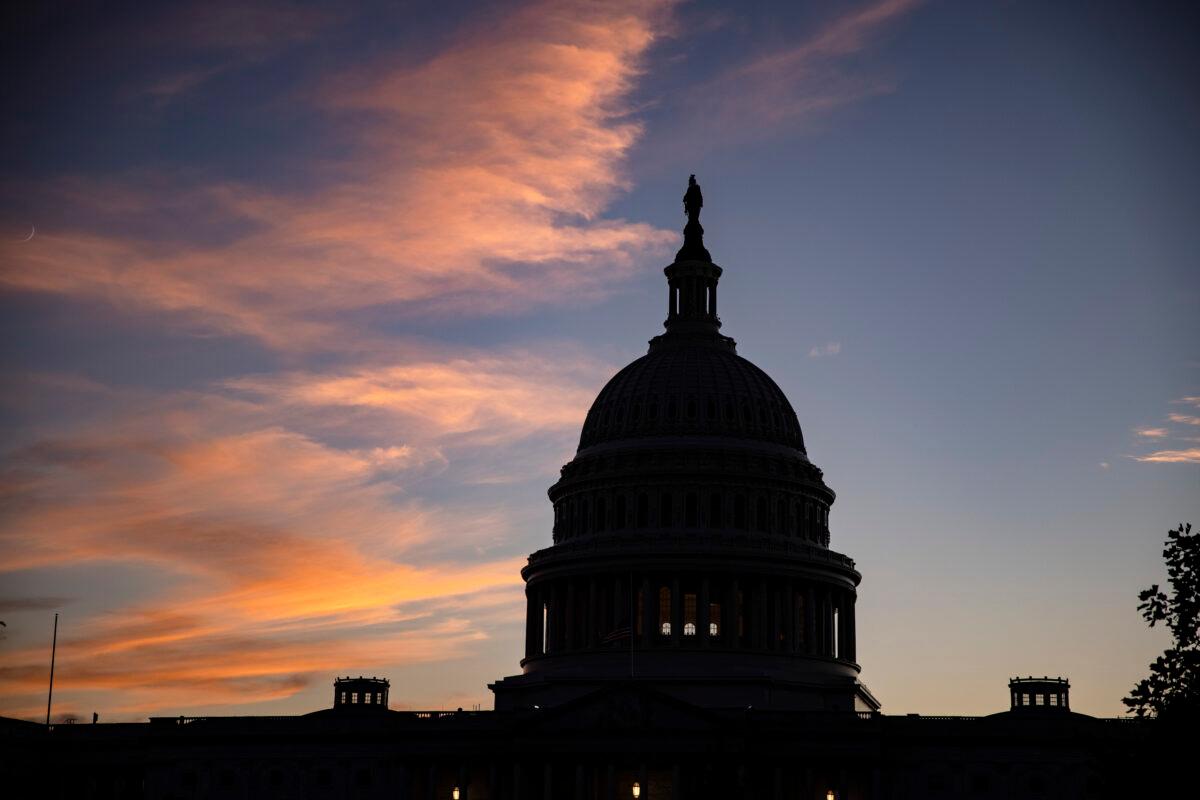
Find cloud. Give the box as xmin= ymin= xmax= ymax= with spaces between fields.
xmin=1167 ymin=413 xmax=1200 ymax=426
xmin=1098 ymin=462 xmax=1110 ymax=469
xmin=1134 ymin=427 xmax=1169 ymax=438
xmin=0 ymin=343 xmax=608 ymax=717
xmin=1172 ymin=396 xmax=1200 ymax=407
xmin=0 ymin=0 xmax=676 ymax=350
xmin=808 ymin=341 xmax=843 ymax=358
xmin=1133 ymin=448 xmax=1200 ymax=464
xmin=678 ymin=0 xmax=922 ymax=139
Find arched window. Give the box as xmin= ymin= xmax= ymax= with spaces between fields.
xmin=683 ymin=593 xmax=697 ymax=636
xmin=685 ymin=492 xmax=698 ymax=527
xmin=658 ymin=586 xmax=671 ymax=635
xmin=636 ymin=494 xmax=649 ymax=527
xmin=709 ymin=602 xmax=721 ymax=637
xmin=660 ymin=492 xmax=673 ymax=527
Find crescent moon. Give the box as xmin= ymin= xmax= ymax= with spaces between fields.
xmin=19 ymin=225 xmax=35 ymax=242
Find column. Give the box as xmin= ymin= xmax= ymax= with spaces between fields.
xmin=784 ymin=580 xmax=795 ymax=653
xmin=671 ymin=576 xmax=681 ymax=645
xmin=641 ymin=575 xmax=654 ymax=648
xmin=757 ymin=578 xmax=768 ymax=650
xmin=587 ymin=577 xmax=597 ymax=649
xmin=565 ymin=581 xmax=576 ymax=651
xmin=525 ymin=589 xmax=537 ymax=659
xmin=805 ymin=585 xmax=817 ymax=655
xmin=846 ymin=593 xmax=857 ymax=663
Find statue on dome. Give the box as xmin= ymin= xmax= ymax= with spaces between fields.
xmin=683 ymin=174 xmax=703 ymax=224
xmin=676 ymin=174 xmax=711 ymax=262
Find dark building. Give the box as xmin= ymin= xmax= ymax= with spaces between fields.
xmin=0 ymin=181 xmax=1160 ymax=799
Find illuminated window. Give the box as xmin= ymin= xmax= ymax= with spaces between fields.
xmin=661 ymin=621 xmax=672 ymax=635
xmin=351 ymin=692 xmax=358 ymax=704
xmin=1035 ymin=694 xmax=1044 ymax=706
xmin=658 ymin=586 xmax=671 ymax=635
xmin=684 ymin=622 xmax=696 ymax=635
xmin=709 ymin=602 xmax=721 ymax=636
xmin=340 ymin=691 xmax=346 ymax=704
xmin=684 ymin=593 xmax=697 ymax=636
xmin=1049 ymin=694 xmax=1058 ymax=706
xmin=542 ymin=603 xmax=549 ymax=653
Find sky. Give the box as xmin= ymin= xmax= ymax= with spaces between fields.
xmin=0 ymin=0 xmax=1197 ymax=722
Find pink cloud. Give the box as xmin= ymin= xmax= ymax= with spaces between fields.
xmin=0 ymin=0 xmax=676 ymax=350
xmin=0 ymin=342 xmax=609 ymax=718
xmin=1133 ymin=448 xmax=1200 ymax=464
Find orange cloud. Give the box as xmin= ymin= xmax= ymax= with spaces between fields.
xmin=0 ymin=0 xmax=675 ymax=350
xmin=0 ymin=343 xmax=609 ymax=718
xmin=1134 ymin=427 xmax=1169 ymax=438
xmin=1133 ymin=448 xmax=1200 ymax=464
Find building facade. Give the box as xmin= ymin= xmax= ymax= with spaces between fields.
xmin=0 ymin=182 xmax=1159 ymax=800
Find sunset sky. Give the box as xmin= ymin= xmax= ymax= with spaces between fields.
xmin=1 ymin=0 xmax=1197 ymax=722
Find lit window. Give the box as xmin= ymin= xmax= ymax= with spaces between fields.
xmin=658 ymin=586 xmax=671 ymax=635
xmin=1022 ymin=694 xmax=1030 ymax=706
xmin=684 ymin=622 xmax=696 ymax=636
xmin=340 ymin=691 xmax=346 ymax=704
xmin=709 ymin=602 xmax=721 ymax=636
xmin=1049 ymin=694 xmax=1058 ymax=706
xmin=351 ymin=692 xmax=358 ymax=704
xmin=661 ymin=621 xmax=672 ymax=635
xmin=709 ymin=622 xmax=719 ymax=636
xmin=1035 ymin=694 xmax=1044 ymax=705
xmin=684 ymin=593 xmax=697 ymax=635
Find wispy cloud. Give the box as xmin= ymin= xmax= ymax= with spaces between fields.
xmin=1167 ymin=413 xmax=1200 ymax=426
xmin=1133 ymin=448 xmax=1200 ymax=464
xmin=808 ymin=341 xmax=843 ymax=358
xmin=1134 ymin=427 xmax=1169 ymax=438
xmin=680 ymin=0 xmax=922 ymax=138
xmin=0 ymin=0 xmax=676 ymax=350
xmin=0 ymin=341 xmax=608 ymax=717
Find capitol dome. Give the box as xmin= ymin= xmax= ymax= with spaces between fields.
xmin=491 ymin=178 xmax=877 ymax=714
xmin=578 ymin=344 xmax=807 ymax=454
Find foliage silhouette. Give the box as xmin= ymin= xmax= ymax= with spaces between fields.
xmin=1124 ymin=523 xmax=1199 ymax=718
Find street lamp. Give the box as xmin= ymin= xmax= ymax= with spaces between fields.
xmin=632 ymin=781 xmax=641 ymax=798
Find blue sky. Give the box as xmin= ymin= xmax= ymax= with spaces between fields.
xmin=1 ymin=0 xmax=1196 ymax=720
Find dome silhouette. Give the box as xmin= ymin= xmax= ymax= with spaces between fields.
xmin=578 ymin=344 xmax=807 ymax=454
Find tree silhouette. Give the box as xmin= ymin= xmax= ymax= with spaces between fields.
xmin=1124 ymin=523 xmax=1199 ymax=718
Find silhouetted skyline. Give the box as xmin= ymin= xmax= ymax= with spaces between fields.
xmin=0 ymin=0 xmax=1197 ymax=722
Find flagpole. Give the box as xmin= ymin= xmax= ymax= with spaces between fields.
xmin=46 ymin=612 xmax=58 ymax=727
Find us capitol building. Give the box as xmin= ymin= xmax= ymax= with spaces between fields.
xmin=0 ymin=180 xmax=1155 ymax=799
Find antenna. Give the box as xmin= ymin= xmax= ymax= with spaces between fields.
xmin=46 ymin=613 xmax=58 ymax=726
